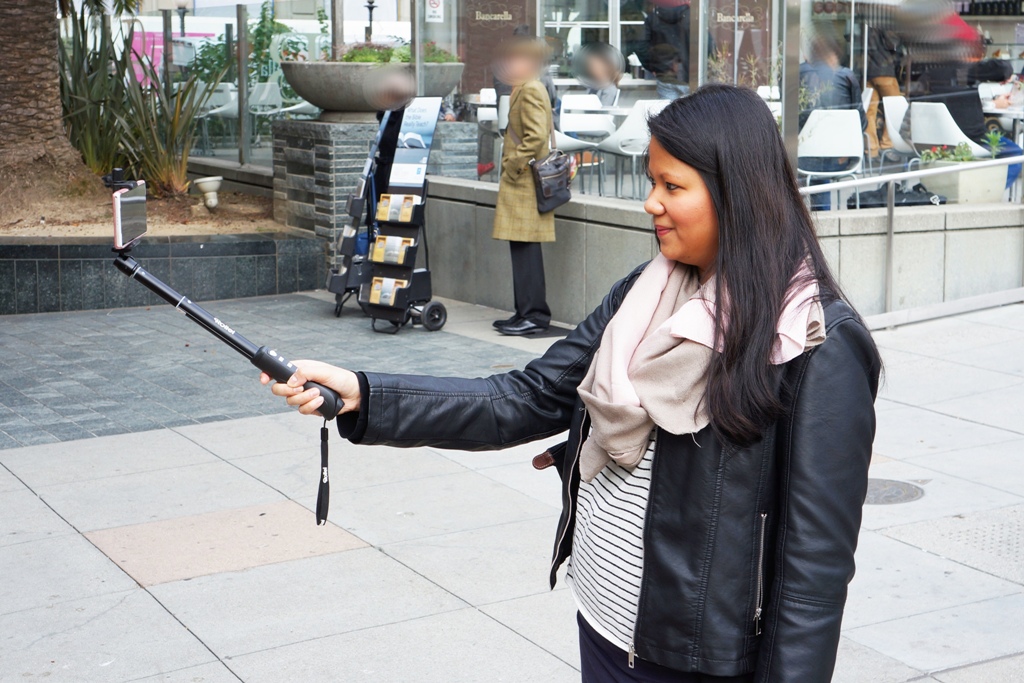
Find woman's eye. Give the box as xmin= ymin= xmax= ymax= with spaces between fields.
xmin=646 ymin=176 xmax=655 ymax=187
xmin=665 ymin=182 xmax=679 ymax=191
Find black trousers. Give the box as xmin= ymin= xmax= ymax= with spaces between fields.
xmin=508 ymin=240 xmax=551 ymax=326
xmin=578 ymin=613 xmax=754 ymax=683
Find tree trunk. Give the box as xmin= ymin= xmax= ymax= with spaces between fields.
xmin=0 ymin=1 xmax=102 ymax=222
xmin=0 ymin=1 xmax=79 ymax=167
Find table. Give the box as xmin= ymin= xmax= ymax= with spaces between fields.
xmin=561 ymin=105 xmax=633 ymax=117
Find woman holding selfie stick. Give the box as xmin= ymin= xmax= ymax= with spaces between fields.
xmin=261 ymin=85 xmax=881 ymax=683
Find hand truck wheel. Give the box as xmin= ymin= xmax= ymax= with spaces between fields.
xmin=420 ymin=301 xmax=447 ymax=332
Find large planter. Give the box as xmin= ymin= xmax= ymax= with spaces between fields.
xmin=280 ymin=61 xmax=465 ymax=121
xmin=921 ymin=160 xmax=1007 ymax=203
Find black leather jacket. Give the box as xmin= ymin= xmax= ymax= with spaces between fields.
xmin=339 ymin=265 xmax=881 ymax=682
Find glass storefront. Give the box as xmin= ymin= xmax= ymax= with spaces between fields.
xmin=99 ymin=1 xmax=1017 ymax=207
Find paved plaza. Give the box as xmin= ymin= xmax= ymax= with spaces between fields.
xmin=1 ymin=291 xmax=1023 ymax=682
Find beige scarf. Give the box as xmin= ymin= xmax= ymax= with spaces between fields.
xmin=576 ymin=254 xmax=825 ymax=482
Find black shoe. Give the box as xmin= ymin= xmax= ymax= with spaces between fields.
xmin=499 ymin=318 xmax=548 ymax=336
xmin=493 ymin=314 xmax=520 ymax=329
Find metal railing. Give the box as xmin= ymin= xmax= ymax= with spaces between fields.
xmin=798 ymin=155 xmax=1024 ymax=327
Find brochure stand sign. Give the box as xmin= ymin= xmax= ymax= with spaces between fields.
xmin=356 ymin=97 xmax=447 ymax=333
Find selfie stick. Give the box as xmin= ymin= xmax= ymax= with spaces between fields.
xmin=112 ymin=253 xmax=344 ymax=419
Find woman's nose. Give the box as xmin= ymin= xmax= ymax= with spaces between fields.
xmin=643 ymin=190 xmax=663 ymax=216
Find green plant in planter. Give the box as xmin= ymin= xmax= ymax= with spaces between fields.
xmin=984 ymin=130 xmax=1004 ymax=159
xmin=338 ymin=41 xmax=458 ymax=64
xmin=340 ymin=43 xmax=394 ymax=63
xmin=919 ymin=143 xmax=975 ymax=164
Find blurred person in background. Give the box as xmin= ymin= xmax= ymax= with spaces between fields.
xmin=636 ymin=0 xmax=693 ymax=100
xmin=496 ymin=24 xmax=559 ymax=129
xmin=583 ymin=46 xmax=624 ymax=106
xmin=491 ymin=37 xmax=556 ymax=336
xmin=799 ymin=32 xmax=867 ymax=210
xmin=865 ymin=27 xmax=904 ymax=161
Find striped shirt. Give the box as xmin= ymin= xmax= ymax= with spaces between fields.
xmin=566 ymin=432 xmax=656 ymax=652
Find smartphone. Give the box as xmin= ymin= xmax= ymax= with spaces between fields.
xmin=113 ymin=180 xmax=147 ymax=250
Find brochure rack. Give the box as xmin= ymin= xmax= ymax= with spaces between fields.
xmin=357 ymin=202 xmax=447 ymax=333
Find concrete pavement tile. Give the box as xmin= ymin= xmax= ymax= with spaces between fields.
xmin=876 ymin=354 xmax=1024 ymax=406
xmin=0 ymin=489 xmax=75 ymax=548
xmin=0 ymin=589 xmax=214 ymax=682
xmin=320 ymin=470 xmax=558 ymax=545
xmin=232 ymin=443 xmax=467 ymax=498
xmin=148 ymin=547 xmax=467 ymax=657
xmin=479 ymin=588 xmax=581 ymax=671
xmin=903 ymin=439 xmax=1024 ymax=497
xmin=172 ymin=411 xmax=321 ymax=460
xmin=0 ymin=463 xmax=24 ymax=492
xmin=844 ymin=531 xmax=1021 ymax=629
xmin=383 ymin=517 xmax=559 ymax=606
xmin=844 ymin=593 xmax=1024 ymax=672
xmin=127 ymin=661 xmax=241 ymax=682
xmin=861 ymin=460 xmax=1023 ymax=531
xmin=832 ymin=637 xmax=925 ymax=683
xmin=927 ymin=383 xmax=1024 ymax=435
xmin=430 ymin=433 xmax=568 ymax=471
xmin=86 ymin=500 xmax=367 ymax=587
xmin=477 ymin=459 xmax=565 ymax=507
xmin=933 ymin=653 xmax=1024 ymax=682
xmin=882 ymin=505 xmax=1024 ymax=585
xmin=871 ymin=317 xmax=1024 ymax=358
xmin=36 ymin=461 xmax=284 ymax=532
xmin=0 ymin=429 xmax=219 ymax=488
xmin=227 ymin=607 xmax=580 ymax=683
xmin=0 ymin=535 xmax=137 ymax=616
xmin=872 ymin=406 xmax=1020 ymax=460
xmin=957 ymin=303 xmax=1024 ymax=332
xmin=938 ymin=337 xmax=1024 ymax=379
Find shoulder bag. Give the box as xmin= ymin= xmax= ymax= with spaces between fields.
xmin=508 ymin=113 xmax=573 ymax=214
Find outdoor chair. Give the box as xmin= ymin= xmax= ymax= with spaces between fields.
xmin=197 ymin=82 xmax=238 ymax=155
xmin=882 ymin=95 xmax=920 ymax=170
xmin=797 ymin=109 xmax=866 ymax=209
xmin=909 ymin=101 xmax=989 ymax=158
xmin=595 ymin=99 xmax=670 ymax=199
xmin=554 ymin=128 xmax=600 ymax=194
xmin=559 ymin=93 xmax=616 ymax=139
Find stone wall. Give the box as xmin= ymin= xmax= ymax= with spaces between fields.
xmin=0 ymin=233 xmax=326 ymax=315
xmin=272 ymin=119 xmax=480 ymax=276
xmin=423 ymin=177 xmax=1024 ymax=322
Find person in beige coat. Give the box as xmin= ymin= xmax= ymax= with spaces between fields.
xmin=492 ymin=38 xmax=556 ymax=336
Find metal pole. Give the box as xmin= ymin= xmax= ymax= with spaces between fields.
xmin=331 ymin=0 xmax=344 ymax=60
xmin=237 ymin=4 xmax=251 ymax=166
xmin=225 ymin=24 xmax=234 ymax=83
xmin=162 ymin=10 xmax=173 ymax=99
xmin=779 ymin=0 xmax=801 ymax=167
xmin=884 ymin=180 xmax=895 ymax=313
xmin=690 ymin=0 xmax=706 ymax=88
xmin=412 ymin=0 xmax=424 ymax=96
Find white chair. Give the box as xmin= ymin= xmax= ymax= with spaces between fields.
xmin=797 ymin=109 xmax=865 ymax=209
xmin=881 ymin=95 xmax=919 ymax=171
xmin=909 ymin=101 xmax=989 ymax=158
xmin=479 ymin=87 xmax=497 ymax=105
xmin=861 ymin=87 xmax=874 ymax=114
xmin=560 ymin=92 xmax=616 ymax=138
xmin=494 ymin=95 xmax=511 ymax=176
xmin=596 ymin=99 xmax=671 ymax=198
xmin=497 ymin=95 xmax=510 ymax=132
xmin=197 ymin=82 xmax=238 ymax=154
xmin=757 ymin=85 xmax=780 ymax=101
xmin=554 ymin=129 xmax=600 ymax=194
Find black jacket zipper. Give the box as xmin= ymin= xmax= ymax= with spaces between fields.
xmin=754 ymin=511 xmax=768 ymax=636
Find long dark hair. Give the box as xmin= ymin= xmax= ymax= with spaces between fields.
xmin=646 ymin=84 xmax=858 ymax=446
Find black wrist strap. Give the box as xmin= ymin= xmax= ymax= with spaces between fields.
xmin=316 ymin=418 xmax=330 ymax=525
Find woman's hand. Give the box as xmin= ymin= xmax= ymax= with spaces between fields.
xmin=259 ymin=360 xmax=361 ymax=417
